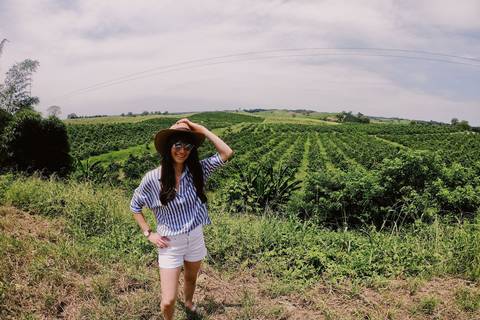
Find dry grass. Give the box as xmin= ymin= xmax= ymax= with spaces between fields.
xmin=1 ymin=206 xmax=479 ymax=320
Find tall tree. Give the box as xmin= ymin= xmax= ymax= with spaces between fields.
xmin=0 ymin=39 xmax=8 ymax=104
xmin=47 ymin=105 xmax=61 ymax=117
xmin=0 ymin=38 xmax=8 ymax=58
xmin=0 ymin=59 xmax=40 ymax=114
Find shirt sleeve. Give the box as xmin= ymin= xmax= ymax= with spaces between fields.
xmin=130 ymin=174 xmax=150 ymax=214
xmin=200 ymin=153 xmax=226 ymax=180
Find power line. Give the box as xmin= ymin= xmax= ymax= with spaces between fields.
xmin=57 ymin=47 xmax=480 ymax=99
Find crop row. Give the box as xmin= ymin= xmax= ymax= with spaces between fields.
xmin=68 ymin=112 xmax=263 ymax=160
xmin=379 ymin=132 xmax=480 ymax=167
xmin=333 ymin=133 xmax=403 ymax=169
xmin=248 ymin=123 xmax=465 ymax=135
xmin=189 ymin=111 xmax=263 ymax=129
xmin=67 ymin=117 xmax=178 ymax=160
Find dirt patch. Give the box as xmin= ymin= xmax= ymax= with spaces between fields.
xmin=0 ymin=205 xmax=67 ymax=241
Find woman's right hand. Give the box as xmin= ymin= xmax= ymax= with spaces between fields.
xmin=148 ymin=232 xmax=170 ymax=248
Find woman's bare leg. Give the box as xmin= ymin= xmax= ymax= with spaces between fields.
xmin=183 ymin=260 xmax=202 ymax=310
xmin=159 ymin=267 xmax=182 ymax=320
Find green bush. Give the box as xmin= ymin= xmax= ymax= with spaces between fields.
xmin=223 ymin=164 xmax=301 ymax=214
xmin=0 ymin=108 xmax=13 ymax=139
xmin=0 ymin=174 xmax=15 ymax=203
xmin=301 ymin=150 xmax=480 ymax=229
xmin=1 ymin=110 xmax=73 ymax=177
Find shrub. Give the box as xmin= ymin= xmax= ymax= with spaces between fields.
xmin=223 ymin=164 xmax=301 ymax=214
xmin=0 ymin=174 xmax=15 ymax=203
xmin=301 ymin=150 xmax=480 ymax=229
xmin=1 ymin=110 xmax=73 ymax=177
xmin=0 ymin=108 xmax=12 ymax=134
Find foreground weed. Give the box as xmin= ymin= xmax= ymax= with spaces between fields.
xmin=92 ymin=275 xmax=115 ymax=305
xmin=238 ymin=289 xmax=256 ymax=320
xmin=455 ymin=287 xmax=480 ymax=312
xmin=348 ymin=280 xmax=362 ymax=299
xmin=352 ymin=309 xmax=373 ymax=319
xmin=262 ymin=280 xmax=296 ymax=298
xmin=315 ymin=300 xmax=339 ymax=320
xmin=365 ymin=276 xmax=390 ymax=291
xmin=262 ymin=305 xmax=287 ymax=319
xmin=198 ymin=295 xmax=225 ymax=315
xmin=405 ymin=277 xmax=424 ymax=296
xmin=414 ymin=295 xmax=440 ymax=315
xmin=384 ymin=309 xmax=396 ymax=320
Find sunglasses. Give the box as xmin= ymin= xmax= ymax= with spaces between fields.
xmin=172 ymin=141 xmax=194 ymax=152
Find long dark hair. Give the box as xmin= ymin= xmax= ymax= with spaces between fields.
xmin=160 ymin=132 xmax=207 ymax=205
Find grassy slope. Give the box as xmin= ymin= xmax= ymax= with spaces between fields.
xmin=255 ymin=110 xmax=339 ymax=125
xmin=85 ymin=143 xmax=154 ymax=165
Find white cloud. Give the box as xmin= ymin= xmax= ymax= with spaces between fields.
xmin=1 ymin=0 xmax=479 ymax=124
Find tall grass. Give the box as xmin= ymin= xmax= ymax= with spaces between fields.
xmin=207 ymin=211 xmax=480 ymax=285
xmin=0 ymin=174 xmax=154 ymax=264
xmin=1 ymin=174 xmax=479 ymax=286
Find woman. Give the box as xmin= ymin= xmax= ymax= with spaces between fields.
xmin=130 ymin=118 xmax=233 ymax=320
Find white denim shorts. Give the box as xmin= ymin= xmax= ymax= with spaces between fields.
xmin=157 ymin=224 xmax=207 ymax=269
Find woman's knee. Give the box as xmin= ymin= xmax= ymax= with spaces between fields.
xmin=161 ymin=296 xmax=177 ymax=309
xmin=184 ymin=271 xmax=199 ymax=284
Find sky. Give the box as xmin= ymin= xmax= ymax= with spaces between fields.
xmin=1 ymin=0 xmax=479 ymax=125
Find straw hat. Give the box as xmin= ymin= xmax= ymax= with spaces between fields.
xmin=154 ymin=122 xmax=205 ymax=156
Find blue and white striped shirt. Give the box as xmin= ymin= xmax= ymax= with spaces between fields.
xmin=130 ymin=153 xmax=225 ymax=236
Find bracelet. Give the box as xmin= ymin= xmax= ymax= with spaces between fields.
xmin=143 ymin=229 xmax=151 ymax=237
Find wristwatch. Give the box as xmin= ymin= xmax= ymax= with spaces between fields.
xmin=143 ymin=229 xmax=151 ymax=237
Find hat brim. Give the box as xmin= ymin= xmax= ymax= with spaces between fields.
xmin=154 ymin=128 xmax=205 ymax=155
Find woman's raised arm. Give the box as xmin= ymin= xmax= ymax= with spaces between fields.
xmin=176 ymin=118 xmax=233 ymax=162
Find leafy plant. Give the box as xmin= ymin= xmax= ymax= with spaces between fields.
xmin=224 ymin=163 xmax=301 ymax=213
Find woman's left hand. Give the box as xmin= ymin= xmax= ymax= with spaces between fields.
xmin=176 ymin=118 xmax=208 ymax=134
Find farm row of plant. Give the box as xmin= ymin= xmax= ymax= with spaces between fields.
xmin=188 ymin=111 xmax=264 ymax=129
xmin=253 ymin=122 xmax=465 ymax=135
xmin=68 ymin=122 xmax=267 ymax=191
xmin=67 ymin=112 xmax=263 ymax=160
xmin=297 ymin=130 xmax=480 ymax=228
xmin=300 ymin=149 xmax=480 ymax=228
xmin=210 ymin=123 xmax=480 ymax=230
xmin=379 ymin=132 xmax=480 ymax=167
xmin=67 ymin=117 xmax=177 ymax=159
xmin=65 ymin=119 xmax=480 ymax=232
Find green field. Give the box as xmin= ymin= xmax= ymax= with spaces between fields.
xmin=63 ymin=113 xmax=191 ymax=125
xmin=1 ymin=110 xmax=479 ymax=319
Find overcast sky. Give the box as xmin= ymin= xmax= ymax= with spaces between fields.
xmin=1 ymin=0 xmax=479 ymax=124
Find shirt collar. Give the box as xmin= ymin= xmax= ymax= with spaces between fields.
xmin=181 ymin=166 xmax=189 ymax=179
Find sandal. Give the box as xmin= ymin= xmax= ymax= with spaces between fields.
xmin=185 ymin=304 xmax=197 ymax=313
